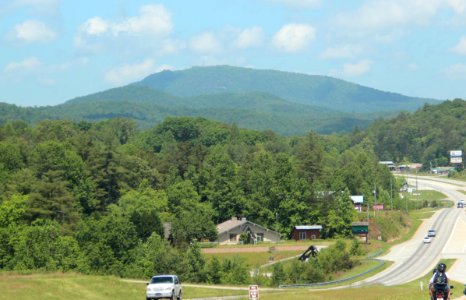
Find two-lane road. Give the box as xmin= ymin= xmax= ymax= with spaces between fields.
xmin=359 ymin=175 xmax=466 ymax=286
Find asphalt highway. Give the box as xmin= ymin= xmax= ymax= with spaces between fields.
xmin=358 ymin=175 xmax=466 ymax=287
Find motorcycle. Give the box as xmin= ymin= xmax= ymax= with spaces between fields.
xmin=431 ymin=283 xmax=453 ymax=300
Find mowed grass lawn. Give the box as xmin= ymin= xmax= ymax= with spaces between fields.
xmin=2 ymin=264 xmax=463 ymax=300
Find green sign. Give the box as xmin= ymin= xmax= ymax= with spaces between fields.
xmin=352 ymin=225 xmax=368 ymax=234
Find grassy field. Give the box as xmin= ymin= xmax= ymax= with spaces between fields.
xmin=204 ymin=250 xmax=303 ymax=268
xmin=1 ymin=264 xmax=463 ymax=300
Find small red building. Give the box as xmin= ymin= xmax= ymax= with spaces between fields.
xmin=292 ymin=225 xmax=323 ymax=241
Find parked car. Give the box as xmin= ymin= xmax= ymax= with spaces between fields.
xmin=428 ymin=229 xmax=436 ymax=237
xmin=458 ymin=202 xmax=464 ymax=208
xmin=146 ymin=275 xmax=182 ymax=300
xmin=423 ymin=236 xmax=431 ymax=244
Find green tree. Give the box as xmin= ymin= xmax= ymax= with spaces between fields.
xmin=206 ymin=256 xmax=222 ymax=284
xmin=271 ymin=262 xmax=286 ymax=286
xmin=198 ymin=146 xmax=246 ymax=223
xmin=119 ymin=180 xmax=165 ymax=241
xmin=0 ymin=194 xmax=28 ymax=227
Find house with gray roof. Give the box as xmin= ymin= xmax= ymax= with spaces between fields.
xmin=216 ymin=217 xmax=281 ymax=245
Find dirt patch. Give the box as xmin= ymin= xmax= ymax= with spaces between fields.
xmin=202 ymin=245 xmax=310 ymax=254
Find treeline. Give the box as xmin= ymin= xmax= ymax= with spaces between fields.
xmin=0 ymin=117 xmax=397 ymax=279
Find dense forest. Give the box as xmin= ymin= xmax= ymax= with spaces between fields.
xmin=0 ymin=116 xmax=398 ymax=281
xmin=367 ymin=99 xmax=466 ymax=170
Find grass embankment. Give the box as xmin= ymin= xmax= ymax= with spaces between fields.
xmin=2 ymin=261 xmax=462 ymax=300
xmin=270 ymin=259 xmax=462 ymax=300
xmin=0 ymin=272 xmax=251 ymax=299
xmin=0 ymin=272 xmax=145 ymax=300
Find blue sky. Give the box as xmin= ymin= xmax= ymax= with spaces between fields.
xmin=1 ymin=0 xmax=466 ymax=107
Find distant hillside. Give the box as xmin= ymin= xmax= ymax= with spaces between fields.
xmin=367 ymin=99 xmax=466 ymax=166
xmin=29 ymin=85 xmax=370 ymax=135
xmin=136 ymin=65 xmax=440 ymax=113
xmin=0 ymin=65 xmax=442 ymax=135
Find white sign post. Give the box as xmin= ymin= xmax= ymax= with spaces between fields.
xmin=249 ymin=285 xmax=259 ymax=300
xmin=450 ymin=150 xmax=463 ymax=164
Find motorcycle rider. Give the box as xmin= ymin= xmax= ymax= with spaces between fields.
xmin=429 ymin=263 xmax=450 ymax=300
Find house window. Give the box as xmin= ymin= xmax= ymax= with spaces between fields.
xmin=229 ymin=234 xmax=237 ymax=242
xmin=256 ymin=233 xmax=264 ymax=242
xmin=299 ymin=232 xmax=306 ymax=240
xmin=311 ymin=234 xmax=317 ymax=240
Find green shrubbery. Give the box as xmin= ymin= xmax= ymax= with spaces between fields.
xmin=270 ymin=240 xmax=358 ymax=286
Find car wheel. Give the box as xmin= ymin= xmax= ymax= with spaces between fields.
xmin=177 ymin=291 xmax=182 ymax=300
xmin=170 ymin=291 xmax=175 ymax=300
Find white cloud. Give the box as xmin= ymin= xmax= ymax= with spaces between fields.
xmin=342 ymin=60 xmax=372 ymax=76
xmin=321 ymin=45 xmax=363 ymax=59
xmin=334 ymin=0 xmax=442 ymax=31
xmin=268 ymin=0 xmax=320 ymax=8
xmin=105 ymin=59 xmax=161 ymax=85
xmin=4 ymin=57 xmax=42 ymax=73
xmin=272 ymin=23 xmax=315 ymax=53
xmin=12 ymin=20 xmax=56 ymax=43
xmin=80 ymin=17 xmax=109 ymax=36
xmin=233 ymin=27 xmax=264 ymax=49
xmin=190 ymin=32 xmax=222 ymax=54
xmin=447 ymin=0 xmax=466 ymax=14
xmin=452 ymin=37 xmax=466 ymax=55
xmin=78 ymin=4 xmax=172 ymax=38
xmin=14 ymin=0 xmax=60 ymax=16
xmin=443 ymin=64 xmax=466 ymax=78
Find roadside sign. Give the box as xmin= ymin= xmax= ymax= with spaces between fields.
xmin=373 ymin=204 xmax=384 ymax=211
xmin=451 ymin=157 xmax=462 ymax=164
xmin=450 ymin=150 xmax=462 ymax=157
xmin=249 ymin=285 xmax=259 ymax=299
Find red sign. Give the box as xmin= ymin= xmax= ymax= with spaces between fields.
xmin=249 ymin=285 xmax=259 ymax=299
xmin=373 ymin=204 xmax=384 ymax=211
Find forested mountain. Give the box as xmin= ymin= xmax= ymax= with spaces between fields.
xmin=0 ymin=65 xmax=439 ymax=135
xmin=136 ymin=65 xmax=439 ymax=113
xmin=366 ymin=99 xmax=466 ymax=168
xmin=0 ymin=117 xmax=398 ymax=280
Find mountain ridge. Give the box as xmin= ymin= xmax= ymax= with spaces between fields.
xmin=136 ymin=65 xmax=440 ymax=113
xmin=0 ymin=65 xmax=442 ymax=135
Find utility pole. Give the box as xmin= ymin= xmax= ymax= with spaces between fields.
xmin=416 ymin=170 xmax=419 ymax=203
xmin=390 ymin=177 xmax=393 ymax=210
xmin=373 ymin=183 xmax=377 ymax=218
xmin=367 ymin=195 xmax=370 ymax=223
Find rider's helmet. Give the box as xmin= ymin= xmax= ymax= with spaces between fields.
xmin=437 ymin=263 xmax=446 ymax=273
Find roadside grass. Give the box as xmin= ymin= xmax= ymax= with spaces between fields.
xmin=259 ymin=259 xmax=461 ymax=300
xmin=1 ymin=259 xmax=461 ymax=300
xmin=0 ymin=272 xmax=145 ymax=300
xmin=309 ymin=259 xmax=393 ymax=289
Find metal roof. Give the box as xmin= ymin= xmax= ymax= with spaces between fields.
xmin=294 ymin=225 xmax=322 ymax=230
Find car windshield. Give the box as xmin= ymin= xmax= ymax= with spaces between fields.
xmin=150 ymin=276 xmax=174 ymax=284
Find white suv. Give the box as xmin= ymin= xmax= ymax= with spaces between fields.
xmin=146 ymin=275 xmax=182 ymax=300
